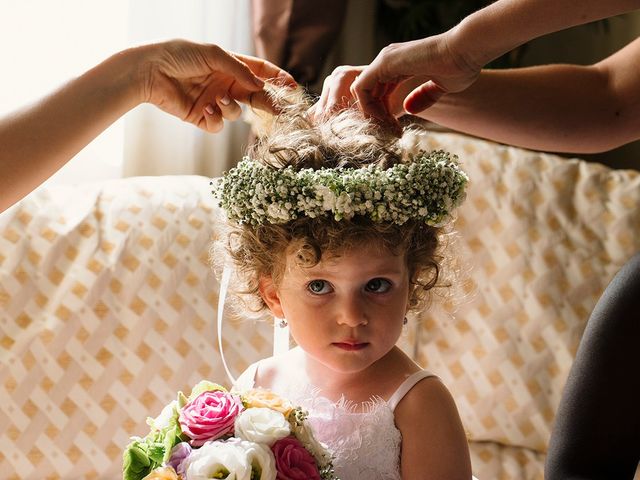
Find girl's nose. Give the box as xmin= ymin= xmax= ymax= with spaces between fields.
xmin=336 ymin=295 xmax=369 ymax=326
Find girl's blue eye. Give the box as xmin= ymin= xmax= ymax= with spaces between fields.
xmin=307 ymin=280 xmax=332 ymax=295
xmin=365 ymin=278 xmax=392 ymax=293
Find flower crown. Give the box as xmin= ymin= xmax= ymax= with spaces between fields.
xmin=212 ymin=150 xmax=468 ymax=227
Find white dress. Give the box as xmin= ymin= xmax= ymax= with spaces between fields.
xmin=235 ymin=362 xmax=437 ymax=480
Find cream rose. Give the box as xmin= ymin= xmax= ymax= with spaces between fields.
xmin=242 ymin=389 xmax=294 ymax=417
xmin=142 ymin=467 xmax=179 ymax=480
xmin=234 ymin=407 xmax=291 ymax=445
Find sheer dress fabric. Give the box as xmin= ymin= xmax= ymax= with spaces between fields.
xmin=235 ymin=364 xmax=436 ymax=480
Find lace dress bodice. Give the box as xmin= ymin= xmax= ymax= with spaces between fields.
xmin=234 ymin=363 xmax=435 ymax=480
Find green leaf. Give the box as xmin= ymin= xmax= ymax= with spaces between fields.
xmin=161 ymin=419 xmax=184 ymax=464
xmin=188 ymin=380 xmax=227 ymax=401
xmin=177 ymin=391 xmax=189 ymax=409
xmin=122 ymin=440 xmax=153 ymax=480
xmin=146 ymin=443 xmax=166 ymax=465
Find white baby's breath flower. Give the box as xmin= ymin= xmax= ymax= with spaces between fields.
xmin=267 ymin=203 xmax=291 ymax=223
xmin=315 ymin=185 xmax=336 ymax=211
xmin=290 ymin=418 xmax=332 ymax=469
xmin=335 ymin=192 xmax=353 ymax=217
xmin=211 ymin=151 xmax=468 ymax=227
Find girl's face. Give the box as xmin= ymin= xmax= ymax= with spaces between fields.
xmin=260 ymin=243 xmax=410 ymax=376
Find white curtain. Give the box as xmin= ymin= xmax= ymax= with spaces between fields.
xmin=124 ymin=0 xmax=253 ymax=178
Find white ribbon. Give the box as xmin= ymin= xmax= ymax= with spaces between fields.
xmin=273 ymin=318 xmax=290 ymax=357
xmin=217 ymin=266 xmax=236 ymax=385
xmin=217 ymin=266 xmax=291 ymax=386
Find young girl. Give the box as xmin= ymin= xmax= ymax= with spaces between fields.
xmin=212 ymin=88 xmax=474 ymax=480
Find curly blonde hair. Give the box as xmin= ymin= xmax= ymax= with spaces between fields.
xmin=212 ymin=85 xmax=446 ymax=317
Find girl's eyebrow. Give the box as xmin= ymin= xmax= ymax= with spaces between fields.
xmin=304 ymin=266 xmax=405 ymax=278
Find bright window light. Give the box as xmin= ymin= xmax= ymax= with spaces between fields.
xmin=0 ymin=1 xmax=129 ymax=185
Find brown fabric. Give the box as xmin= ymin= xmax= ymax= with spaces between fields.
xmin=252 ymin=0 xmax=348 ymax=86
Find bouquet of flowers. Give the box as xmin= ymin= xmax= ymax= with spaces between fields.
xmin=122 ymin=380 xmax=337 ymax=480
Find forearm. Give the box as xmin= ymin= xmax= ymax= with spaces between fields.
xmin=450 ymin=0 xmax=640 ymax=69
xmin=0 ymin=47 xmax=144 ymax=212
xmin=414 ymin=63 xmax=640 ymax=154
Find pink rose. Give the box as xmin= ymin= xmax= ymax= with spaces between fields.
xmin=272 ymin=436 xmax=321 ymax=480
xmin=178 ymin=390 xmax=243 ymax=446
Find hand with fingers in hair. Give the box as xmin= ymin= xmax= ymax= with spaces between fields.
xmin=0 ymin=38 xmax=296 ymax=213
xmin=141 ymin=39 xmax=297 ymax=133
xmin=314 ymin=0 xmax=640 ymax=153
xmin=309 ymin=63 xmax=437 ymax=128
xmin=310 ymin=32 xmax=478 ymax=130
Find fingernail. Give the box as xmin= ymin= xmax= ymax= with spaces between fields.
xmin=219 ymin=95 xmax=230 ymax=106
xmin=205 ymin=104 xmax=214 ymax=115
xmin=254 ymin=76 xmax=264 ymax=87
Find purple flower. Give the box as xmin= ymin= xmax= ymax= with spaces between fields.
xmin=167 ymin=442 xmax=192 ymax=477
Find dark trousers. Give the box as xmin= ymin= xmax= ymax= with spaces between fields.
xmin=545 ymin=253 xmax=640 ymax=479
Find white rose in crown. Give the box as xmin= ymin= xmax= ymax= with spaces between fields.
xmin=234 ymin=407 xmax=291 ymax=445
xmin=181 ymin=438 xmax=276 ymax=480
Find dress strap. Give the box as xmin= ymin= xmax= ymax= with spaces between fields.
xmin=388 ymin=370 xmax=437 ymax=411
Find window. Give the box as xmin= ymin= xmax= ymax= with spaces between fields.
xmin=0 ymin=1 xmax=129 ymax=184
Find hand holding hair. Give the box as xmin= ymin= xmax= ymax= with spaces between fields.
xmin=139 ymin=40 xmax=296 ymax=133
xmin=0 ymin=39 xmax=296 ymax=213
xmin=319 ymin=0 xmax=640 ymax=140
xmin=349 ymin=33 xmax=480 ymax=125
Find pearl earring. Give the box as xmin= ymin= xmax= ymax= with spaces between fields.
xmin=278 ymin=318 xmax=288 ymax=328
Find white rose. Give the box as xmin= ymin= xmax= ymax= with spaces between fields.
xmin=234 ymin=407 xmax=290 ymax=445
xmin=182 ymin=438 xmax=276 ymax=480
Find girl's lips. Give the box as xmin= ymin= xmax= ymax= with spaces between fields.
xmin=333 ymin=342 xmax=369 ymax=351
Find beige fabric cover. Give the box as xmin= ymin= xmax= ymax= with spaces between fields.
xmin=416 ymin=132 xmax=640 ymax=478
xmin=1 ymin=131 xmax=639 ymax=479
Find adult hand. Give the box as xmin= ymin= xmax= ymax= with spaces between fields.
xmin=321 ymin=32 xmax=480 ymax=126
xmin=138 ymin=39 xmax=296 ymax=133
xmin=311 ymin=65 xmax=428 ymax=122
xmin=0 ymin=39 xmax=296 ymax=213
xmin=311 ymin=65 xmax=363 ymax=118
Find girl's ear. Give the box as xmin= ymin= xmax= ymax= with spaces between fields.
xmin=258 ymin=276 xmax=285 ymax=318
